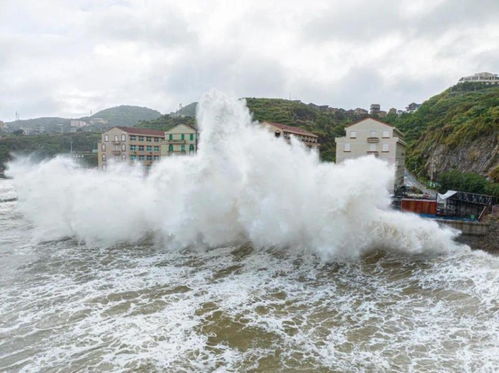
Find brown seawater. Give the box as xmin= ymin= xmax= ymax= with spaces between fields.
xmin=0 ymin=179 xmax=498 ymax=372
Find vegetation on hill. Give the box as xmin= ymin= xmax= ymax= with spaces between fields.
xmin=387 ymin=82 xmax=498 ymax=182
xmin=437 ymin=170 xmax=499 ymax=198
xmin=168 ymin=98 xmax=368 ymax=161
xmin=135 ymin=115 xmax=196 ymax=131
xmin=81 ymin=105 xmax=162 ymax=127
xmin=0 ymin=132 xmax=100 ymax=171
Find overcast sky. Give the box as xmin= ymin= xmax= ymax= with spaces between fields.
xmin=1 ymin=0 xmax=498 ymax=121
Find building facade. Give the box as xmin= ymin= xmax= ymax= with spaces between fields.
xmin=261 ymin=121 xmax=319 ymax=149
xmin=335 ymin=118 xmax=406 ymax=192
xmin=97 ymin=124 xmax=198 ymax=169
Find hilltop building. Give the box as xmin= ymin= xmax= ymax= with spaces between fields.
xmin=335 ymin=118 xmax=406 ymax=192
xmin=458 ymin=72 xmax=499 ymax=85
xmin=369 ymin=104 xmax=380 ymax=115
xmin=261 ymin=121 xmax=319 ymax=149
xmin=406 ymin=103 xmax=421 ymax=113
xmin=97 ymin=124 xmax=198 ymax=169
xmin=70 ymin=120 xmax=88 ymax=128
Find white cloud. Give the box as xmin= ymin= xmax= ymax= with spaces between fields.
xmin=0 ymin=0 xmax=498 ymax=120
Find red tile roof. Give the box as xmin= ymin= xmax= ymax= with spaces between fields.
xmin=262 ymin=122 xmax=318 ymax=137
xmin=115 ymin=126 xmax=165 ymax=136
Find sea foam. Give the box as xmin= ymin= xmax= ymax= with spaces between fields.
xmin=7 ymin=90 xmax=464 ymax=258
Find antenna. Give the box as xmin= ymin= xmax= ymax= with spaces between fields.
xmin=15 ymin=111 xmax=19 ymax=121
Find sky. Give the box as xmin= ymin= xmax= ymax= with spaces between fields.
xmin=0 ymin=0 xmax=498 ymax=121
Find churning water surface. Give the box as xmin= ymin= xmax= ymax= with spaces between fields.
xmin=1 ymin=179 xmax=498 ymax=372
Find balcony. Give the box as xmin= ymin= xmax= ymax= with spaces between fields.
xmin=367 ymin=151 xmax=379 ymax=156
xmin=367 ymin=137 xmax=379 ymax=143
xmin=111 ymin=150 xmax=121 ymax=155
xmin=168 ymin=139 xmax=186 ymax=144
xmin=112 ymin=141 xmax=121 ymax=145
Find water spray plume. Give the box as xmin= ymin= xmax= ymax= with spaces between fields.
xmin=7 ymin=90 xmax=465 ymax=258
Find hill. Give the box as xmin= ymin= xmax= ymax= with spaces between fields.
xmin=5 ymin=105 xmax=162 ymax=134
xmin=81 ymin=105 xmax=162 ymax=127
xmin=389 ymin=82 xmax=498 ymax=181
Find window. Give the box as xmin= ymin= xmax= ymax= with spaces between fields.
xmin=138 ymin=136 xmax=144 ymax=141
xmin=181 ymin=134 xmax=185 ymax=140
xmin=369 ymin=144 xmax=377 ymax=151
xmin=168 ymin=144 xmax=173 ymax=152
xmin=190 ymin=133 xmax=194 ymax=141
xmin=189 ymin=144 xmax=195 ymax=152
xmin=121 ymin=134 xmax=126 ymax=141
xmin=154 ymin=137 xmax=159 ymax=142
xmin=130 ymin=145 xmax=137 ymax=151
xmin=138 ymin=155 xmax=145 ymax=160
xmin=130 ymin=135 xmax=137 ymax=141
xmin=130 ymin=155 xmax=137 ymax=160
xmin=146 ymin=137 xmax=152 ymax=142
xmin=138 ymin=145 xmax=144 ymax=151
xmin=146 ymin=145 xmax=152 ymax=152
xmin=181 ymin=144 xmax=185 ymax=152
xmin=382 ymin=143 xmax=389 ymax=152
xmin=121 ymin=144 xmax=126 ymax=151
xmin=350 ymin=131 xmax=357 ymax=139
xmin=344 ymin=143 xmax=351 ymax=152
xmin=101 ymin=143 xmax=106 ymax=151
xmin=382 ymin=130 xmax=390 ymax=138
xmin=104 ymin=135 xmax=109 ymax=142
xmin=121 ymin=154 xmax=126 ymax=160
xmin=153 ymin=146 xmax=160 ymax=152
xmin=370 ymin=130 xmax=377 ymax=137
xmin=153 ymin=155 xmax=159 ymax=160
xmin=169 ymin=134 xmax=173 ymax=140
xmin=114 ymin=135 xmax=119 ymax=142
xmin=102 ymin=154 xmax=106 ymax=160
xmin=146 ymin=155 xmax=152 ymax=160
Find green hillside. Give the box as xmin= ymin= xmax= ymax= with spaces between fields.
xmin=82 ymin=105 xmax=162 ymax=126
xmin=389 ymin=83 xmax=498 ymax=179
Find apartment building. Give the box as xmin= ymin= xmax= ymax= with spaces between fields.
xmin=335 ymin=118 xmax=406 ymax=192
xmin=262 ymin=121 xmax=319 ymax=149
xmin=97 ymin=124 xmax=199 ymax=169
xmin=161 ymin=124 xmax=198 ymax=156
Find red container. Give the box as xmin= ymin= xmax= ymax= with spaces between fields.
xmin=401 ymin=199 xmax=437 ymax=215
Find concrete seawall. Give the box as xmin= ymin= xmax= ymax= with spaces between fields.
xmin=434 ymin=219 xmax=489 ymax=236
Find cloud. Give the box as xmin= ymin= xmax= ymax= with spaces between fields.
xmin=0 ymin=0 xmax=498 ymax=120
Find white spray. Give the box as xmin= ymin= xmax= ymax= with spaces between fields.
xmin=7 ymin=91 xmax=464 ymax=259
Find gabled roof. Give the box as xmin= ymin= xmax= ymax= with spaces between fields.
xmin=166 ymin=123 xmax=198 ymax=132
xmin=115 ymin=126 xmax=165 ymax=136
xmin=262 ymin=121 xmax=318 ymax=137
xmin=345 ymin=117 xmax=404 ymax=137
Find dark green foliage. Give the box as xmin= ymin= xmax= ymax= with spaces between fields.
xmin=135 ymin=115 xmax=196 ymax=131
xmin=0 ymin=132 xmax=100 ymax=170
xmin=437 ymin=169 xmax=499 ymax=197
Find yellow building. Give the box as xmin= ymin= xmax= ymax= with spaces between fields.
xmin=162 ymin=124 xmax=198 ymax=156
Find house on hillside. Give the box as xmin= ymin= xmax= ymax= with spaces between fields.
xmin=334 ymin=118 xmax=406 ymax=192
xmin=97 ymin=124 xmax=198 ymax=169
xmin=261 ymin=121 xmax=319 ymax=149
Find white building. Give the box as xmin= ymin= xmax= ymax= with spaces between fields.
xmin=335 ymin=118 xmax=406 ymax=192
xmin=458 ymin=72 xmax=499 ymax=85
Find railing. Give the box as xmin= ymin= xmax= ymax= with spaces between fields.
xmin=168 ymin=139 xmax=186 ymax=144
xmin=366 ymin=151 xmax=379 ymax=155
xmin=367 ymin=137 xmax=379 ymax=143
xmin=111 ymin=151 xmax=121 ymax=155
xmin=112 ymin=141 xmax=121 ymax=145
